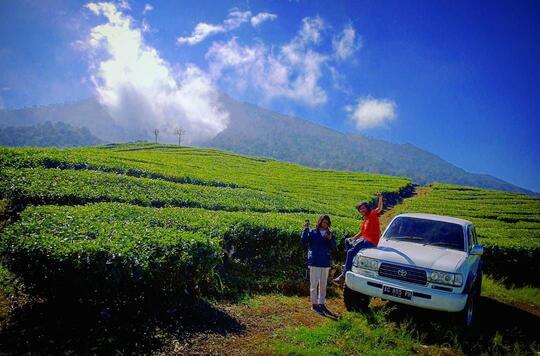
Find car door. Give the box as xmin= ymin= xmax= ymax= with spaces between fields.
xmin=463 ymin=225 xmax=481 ymax=293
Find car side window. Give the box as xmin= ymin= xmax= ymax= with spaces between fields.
xmin=472 ymin=226 xmax=478 ymax=245
xmin=467 ymin=226 xmax=472 ymax=251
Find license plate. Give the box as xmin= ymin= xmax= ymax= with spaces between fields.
xmin=382 ymin=285 xmax=412 ymax=300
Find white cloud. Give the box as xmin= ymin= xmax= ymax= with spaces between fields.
xmin=84 ymin=2 xmax=228 ymax=143
xmin=332 ymin=24 xmax=360 ymax=60
xmin=224 ymin=10 xmax=251 ymax=30
xmin=206 ymin=16 xmax=329 ymax=106
xmin=298 ymin=16 xmax=326 ymax=45
xmin=347 ymin=97 xmax=396 ymax=129
xmin=177 ymin=23 xmax=225 ymax=45
xmin=177 ymin=9 xmax=251 ymax=46
xmin=142 ymin=3 xmax=153 ymax=14
xmin=251 ymin=12 xmax=277 ymax=27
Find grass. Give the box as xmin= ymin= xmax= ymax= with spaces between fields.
xmin=270 ymin=310 xmax=420 ymax=355
xmin=267 ymin=291 xmax=540 ymax=356
xmin=482 ymin=275 xmax=540 ymax=307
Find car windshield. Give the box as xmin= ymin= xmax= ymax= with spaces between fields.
xmin=384 ymin=217 xmax=465 ymax=251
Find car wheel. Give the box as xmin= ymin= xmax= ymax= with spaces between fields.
xmin=343 ymin=285 xmax=370 ymax=312
xmin=460 ymin=288 xmax=480 ymax=328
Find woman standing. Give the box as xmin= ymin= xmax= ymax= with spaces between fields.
xmin=301 ymin=214 xmax=336 ymax=315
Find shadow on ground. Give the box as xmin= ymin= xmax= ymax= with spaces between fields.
xmin=378 ymin=296 xmax=540 ymax=354
xmin=0 ymin=298 xmax=245 ymax=354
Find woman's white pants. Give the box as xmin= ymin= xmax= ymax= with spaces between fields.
xmin=309 ymin=266 xmax=330 ymax=305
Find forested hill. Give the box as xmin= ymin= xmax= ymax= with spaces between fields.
xmin=0 ymin=121 xmax=102 ymax=148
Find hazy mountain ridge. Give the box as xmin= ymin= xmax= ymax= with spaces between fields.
xmin=0 ymin=121 xmax=103 ymax=148
xmin=206 ymin=95 xmax=537 ymax=196
xmin=0 ymin=99 xmax=139 ymax=143
xmin=0 ymin=96 xmax=536 ymax=196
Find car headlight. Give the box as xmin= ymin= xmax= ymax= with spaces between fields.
xmin=428 ymin=270 xmax=463 ymax=287
xmin=353 ymin=256 xmax=380 ymax=271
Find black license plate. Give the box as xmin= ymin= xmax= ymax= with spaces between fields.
xmin=382 ymin=285 xmax=412 ymax=300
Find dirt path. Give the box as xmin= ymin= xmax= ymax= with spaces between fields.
xmin=161 ymin=294 xmax=348 ymax=355
xmin=379 ymin=185 xmax=432 ymax=229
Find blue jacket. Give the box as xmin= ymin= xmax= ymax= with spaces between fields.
xmin=301 ymin=228 xmax=337 ymax=268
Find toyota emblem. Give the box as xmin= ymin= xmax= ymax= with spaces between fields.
xmin=397 ymin=269 xmax=407 ymax=277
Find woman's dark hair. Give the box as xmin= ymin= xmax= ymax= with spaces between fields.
xmin=355 ymin=201 xmax=371 ymax=212
xmin=316 ymin=214 xmax=331 ymax=229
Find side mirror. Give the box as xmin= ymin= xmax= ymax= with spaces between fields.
xmin=470 ymin=245 xmax=484 ymax=256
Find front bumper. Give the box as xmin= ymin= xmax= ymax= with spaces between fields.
xmin=345 ymin=271 xmax=468 ymax=312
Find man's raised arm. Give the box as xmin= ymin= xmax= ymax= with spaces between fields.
xmin=376 ymin=193 xmax=384 ymax=214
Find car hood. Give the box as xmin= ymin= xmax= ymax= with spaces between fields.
xmin=361 ymin=239 xmax=467 ymax=272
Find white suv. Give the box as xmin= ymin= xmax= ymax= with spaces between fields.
xmin=344 ymin=213 xmax=484 ymax=327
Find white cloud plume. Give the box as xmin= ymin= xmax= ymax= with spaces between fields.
xmin=332 ymin=23 xmax=360 ymax=60
xmin=206 ymin=16 xmax=329 ymax=106
xmin=177 ymin=9 xmax=252 ymax=46
xmin=142 ymin=3 xmax=153 ymax=14
xmin=84 ymin=2 xmax=228 ymax=143
xmin=347 ymin=97 xmax=396 ymax=129
xmin=251 ymin=12 xmax=277 ymax=27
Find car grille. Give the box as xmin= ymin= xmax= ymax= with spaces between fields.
xmin=378 ymin=263 xmax=427 ymax=285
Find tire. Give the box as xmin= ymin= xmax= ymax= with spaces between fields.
xmin=460 ymin=286 xmax=480 ymax=328
xmin=343 ymin=285 xmax=370 ymax=312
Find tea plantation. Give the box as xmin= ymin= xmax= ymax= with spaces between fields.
xmin=0 ymin=144 xmax=411 ymax=306
xmin=1 ymin=144 xmax=538 ymax=309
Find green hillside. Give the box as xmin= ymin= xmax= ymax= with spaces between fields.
xmin=1 ymin=143 xmax=539 ymax=309
xmin=0 ymin=143 xmax=411 ymax=304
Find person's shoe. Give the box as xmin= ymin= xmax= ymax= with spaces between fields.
xmin=319 ymin=304 xmax=338 ymax=318
xmin=311 ymin=304 xmax=323 ymax=315
xmin=333 ymin=273 xmax=345 ymax=285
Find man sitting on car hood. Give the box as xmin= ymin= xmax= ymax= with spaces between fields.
xmin=334 ymin=193 xmax=383 ymax=284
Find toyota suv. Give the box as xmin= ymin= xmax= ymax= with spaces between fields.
xmin=344 ymin=213 xmax=483 ymax=327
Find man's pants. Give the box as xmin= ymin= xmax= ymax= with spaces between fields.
xmin=344 ymin=237 xmax=375 ymax=273
xmin=309 ymin=266 xmax=330 ymax=305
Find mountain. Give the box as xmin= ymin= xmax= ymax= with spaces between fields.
xmin=0 ymin=121 xmax=103 ymax=148
xmin=204 ymin=95 xmax=537 ymax=196
xmin=0 ymin=96 xmax=536 ymax=196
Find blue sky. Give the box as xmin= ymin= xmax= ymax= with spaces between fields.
xmin=0 ymin=0 xmax=539 ymax=192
